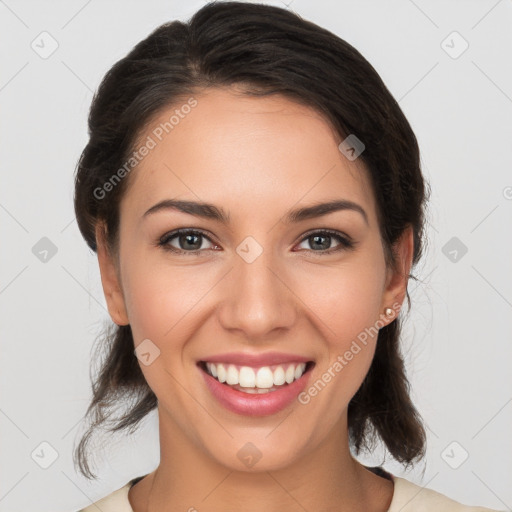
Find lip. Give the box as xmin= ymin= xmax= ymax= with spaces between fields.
xmin=198 ymin=351 xmax=313 ymax=367
xmin=198 ymin=360 xmax=315 ymax=417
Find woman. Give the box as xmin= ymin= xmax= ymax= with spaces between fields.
xmin=73 ymin=2 xmax=501 ymax=511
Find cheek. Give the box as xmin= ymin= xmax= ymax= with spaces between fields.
xmin=120 ymin=249 xmax=222 ymax=354
xmin=297 ymin=256 xmax=386 ymax=346
xmin=121 ymin=263 xmax=210 ymax=397
xmin=293 ymin=256 xmax=386 ymax=408
xmin=298 ymin=277 xmax=381 ymax=430
xmin=123 ymin=267 xmax=201 ymax=341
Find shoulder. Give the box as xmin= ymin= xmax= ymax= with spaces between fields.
xmin=75 ymin=473 xmax=505 ymax=512
xmin=389 ymin=475 xmax=504 ymax=512
xmin=77 ymin=480 xmax=134 ymax=512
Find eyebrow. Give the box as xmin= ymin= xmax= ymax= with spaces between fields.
xmin=143 ymin=198 xmax=369 ymax=226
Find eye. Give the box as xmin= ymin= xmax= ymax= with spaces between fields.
xmin=294 ymin=229 xmax=355 ymax=254
xmin=158 ymin=229 xmax=218 ymax=255
xmin=157 ymin=228 xmax=356 ymax=256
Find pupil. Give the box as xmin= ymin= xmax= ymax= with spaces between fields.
xmin=182 ymin=234 xmax=201 ymax=250
xmin=311 ymin=234 xmax=330 ymax=250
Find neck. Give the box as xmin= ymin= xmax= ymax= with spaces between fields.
xmin=138 ymin=408 xmax=393 ymax=512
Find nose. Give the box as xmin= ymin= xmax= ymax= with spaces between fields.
xmin=217 ymin=243 xmax=297 ymax=339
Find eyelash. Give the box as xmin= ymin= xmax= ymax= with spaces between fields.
xmin=157 ymin=228 xmax=356 ymax=256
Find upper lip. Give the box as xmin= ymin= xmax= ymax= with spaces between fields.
xmin=199 ymin=351 xmax=313 ymax=367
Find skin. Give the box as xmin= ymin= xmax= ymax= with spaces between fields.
xmin=96 ymin=86 xmax=413 ymax=512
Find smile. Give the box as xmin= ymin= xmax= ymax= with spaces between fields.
xmin=200 ymin=361 xmax=311 ymax=391
xmin=197 ymin=360 xmax=315 ymax=416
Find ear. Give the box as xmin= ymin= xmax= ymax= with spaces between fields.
xmin=95 ymin=221 xmax=129 ymax=326
xmin=379 ymin=225 xmax=414 ymax=325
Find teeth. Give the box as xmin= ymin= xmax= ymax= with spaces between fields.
xmin=216 ymin=363 xmax=226 ymax=383
xmin=256 ymin=367 xmax=274 ymax=388
xmin=273 ymin=366 xmax=285 ymax=385
xmin=285 ymin=365 xmax=295 ymax=384
xmin=204 ymin=362 xmax=308 ymax=388
xmin=226 ymin=365 xmax=238 ymax=385
xmin=239 ymin=366 xmax=256 ymax=387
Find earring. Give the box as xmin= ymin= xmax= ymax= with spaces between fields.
xmin=384 ymin=307 xmax=394 ymax=317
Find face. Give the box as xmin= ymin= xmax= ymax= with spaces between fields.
xmin=96 ymin=86 xmax=411 ymax=472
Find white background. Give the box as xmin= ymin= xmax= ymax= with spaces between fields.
xmin=1 ymin=0 xmax=511 ymax=511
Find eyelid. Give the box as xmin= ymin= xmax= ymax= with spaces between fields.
xmin=297 ymin=227 xmax=353 ymax=243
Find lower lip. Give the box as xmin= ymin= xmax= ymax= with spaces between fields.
xmin=199 ymin=363 xmax=313 ymax=417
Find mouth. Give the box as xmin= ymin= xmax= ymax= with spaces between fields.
xmin=197 ymin=360 xmax=316 ymax=394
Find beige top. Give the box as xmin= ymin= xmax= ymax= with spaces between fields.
xmin=78 ymin=472 xmax=503 ymax=512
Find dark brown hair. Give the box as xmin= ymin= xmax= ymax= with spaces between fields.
xmin=73 ymin=0 xmax=430 ymax=479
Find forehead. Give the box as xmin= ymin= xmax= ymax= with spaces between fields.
xmin=121 ymin=87 xmax=375 ymax=222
